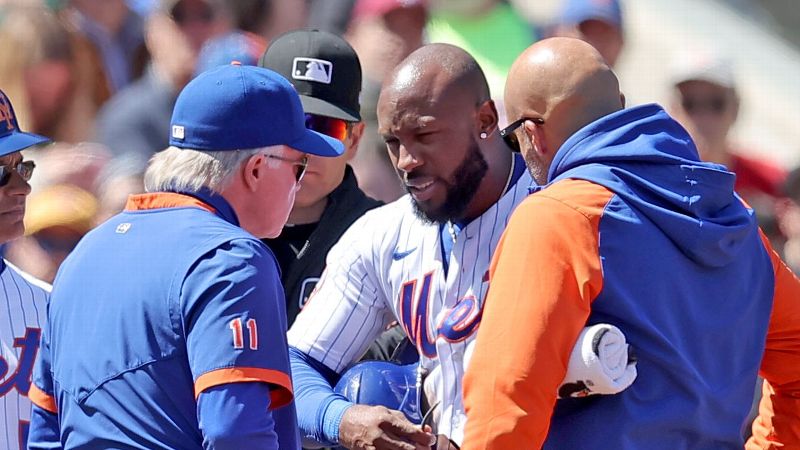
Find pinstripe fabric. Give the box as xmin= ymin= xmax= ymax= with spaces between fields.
xmin=289 ymin=169 xmax=532 ymax=444
xmin=0 ymin=260 xmax=50 ymax=450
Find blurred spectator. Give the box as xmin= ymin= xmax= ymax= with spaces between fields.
xmin=193 ymin=0 xmax=271 ymax=75
xmin=0 ymin=4 xmax=96 ymax=142
xmin=63 ymin=0 xmax=148 ymax=104
xmin=427 ymin=0 xmax=538 ymax=102
xmin=93 ymin=153 xmax=145 ymax=225
xmin=345 ymin=0 xmax=427 ymax=202
xmin=307 ymin=0 xmax=356 ymax=35
xmin=27 ymin=141 xmax=110 ymax=193
xmin=95 ymin=0 xmax=228 ymax=168
xmin=194 ymin=31 xmax=266 ymax=75
xmin=668 ymin=50 xmax=788 ymax=245
xmin=347 ymin=0 xmax=426 ymax=85
xmin=5 ymin=184 xmax=97 ymax=283
xmin=262 ymin=0 xmax=306 ymax=41
xmin=551 ymin=0 xmax=624 ymax=67
xmin=222 ymin=0 xmax=271 ymax=36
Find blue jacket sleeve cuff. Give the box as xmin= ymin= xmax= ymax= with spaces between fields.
xmin=321 ymin=398 xmax=353 ymax=444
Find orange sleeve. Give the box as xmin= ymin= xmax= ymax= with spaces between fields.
xmin=195 ymin=367 xmax=293 ymax=410
xmin=462 ymin=180 xmax=609 ymax=450
xmin=29 ymin=383 xmax=58 ymax=414
xmin=747 ymin=232 xmax=800 ymax=449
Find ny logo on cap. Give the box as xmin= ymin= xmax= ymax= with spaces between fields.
xmin=0 ymin=94 xmax=16 ymax=132
xmin=292 ymin=57 xmax=333 ymax=84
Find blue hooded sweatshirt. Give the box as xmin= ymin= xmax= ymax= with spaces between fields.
xmin=536 ymin=103 xmax=775 ymax=448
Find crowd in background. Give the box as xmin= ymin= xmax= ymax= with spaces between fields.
xmin=1 ymin=0 xmax=799 ymax=282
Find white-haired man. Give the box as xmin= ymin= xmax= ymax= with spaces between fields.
xmin=27 ymin=63 xmax=344 ymax=450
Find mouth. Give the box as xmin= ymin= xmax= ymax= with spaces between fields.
xmin=0 ymin=206 xmax=24 ymax=219
xmin=405 ymin=177 xmax=438 ymax=202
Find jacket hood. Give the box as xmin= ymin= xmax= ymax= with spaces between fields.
xmin=547 ymin=104 xmax=756 ymax=268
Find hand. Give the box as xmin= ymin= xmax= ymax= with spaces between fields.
xmin=339 ymin=404 xmax=436 ymax=450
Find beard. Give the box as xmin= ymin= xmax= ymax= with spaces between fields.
xmin=408 ymin=138 xmax=489 ymax=224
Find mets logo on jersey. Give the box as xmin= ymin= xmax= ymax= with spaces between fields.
xmin=0 ymin=328 xmax=41 ymax=396
xmin=398 ymin=271 xmax=484 ymax=358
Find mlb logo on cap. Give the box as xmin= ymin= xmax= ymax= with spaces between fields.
xmin=292 ymin=57 xmax=333 ymax=84
xmin=0 ymin=89 xmax=51 ymax=157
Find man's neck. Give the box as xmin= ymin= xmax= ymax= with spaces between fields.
xmin=287 ymin=197 xmax=329 ymax=225
xmin=701 ymin=142 xmax=733 ymax=167
xmin=461 ymin=148 xmax=513 ymax=222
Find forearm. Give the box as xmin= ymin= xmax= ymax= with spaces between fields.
xmin=290 ymin=346 xmax=353 ymax=446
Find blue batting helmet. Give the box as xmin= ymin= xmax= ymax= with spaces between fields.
xmin=333 ymin=361 xmax=423 ymax=423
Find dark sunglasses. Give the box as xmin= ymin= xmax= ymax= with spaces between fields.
xmin=305 ymin=114 xmax=350 ymax=143
xmin=0 ymin=160 xmax=35 ymax=186
xmin=264 ymin=154 xmax=308 ymax=183
xmin=499 ymin=117 xmax=545 ymax=152
xmin=681 ymin=96 xmax=728 ymax=115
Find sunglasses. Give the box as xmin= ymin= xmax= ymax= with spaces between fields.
xmin=0 ymin=160 xmax=35 ymax=186
xmin=499 ymin=117 xmax=545 ymax=152
xmin=305 ymin=114 xmax=350 ymax=143
xmin=264 ymin=154 xmax=308 ymax=183
xmin=681 ymin=96 xmax=728 ymax=115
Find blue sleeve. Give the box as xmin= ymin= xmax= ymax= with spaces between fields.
xmin=290 ymin=346 xmax=353 ymax=447
xmin=198 ymin=383 xmax=278 ymax=450
xmin=181 ymin=240 xmax=293 ymax=408
xmin=27 ymin=405 xmax=61 ymax=450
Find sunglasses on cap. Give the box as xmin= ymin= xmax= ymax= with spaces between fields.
xmin=305 ymin=114 xmax=351 ymax=143
xmin=264 ymin=154 xmax=308 ymax=183
xmin=499 ymin=117 xmax=546 ymax=152
xmin=681 ymin=96 xmax=729 ymax=115
xmin=0 ymin=160 xmax=35 ymax=187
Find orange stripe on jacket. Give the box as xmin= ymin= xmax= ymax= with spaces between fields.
xmin=746 ymin=231 xmax=800 ymax=449
xmin=125 ymin=193 xmax=217 ymax=213
xmin=463 ymin=179 xmax=613 ymax=450
xmin=29 ymin=384 xmax=58 ymax=414
xmin=195 ymin=367 xmax=293 ymax=410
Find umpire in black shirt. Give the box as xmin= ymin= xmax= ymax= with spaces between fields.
xmin=260 ymin=30 xmax=381 ymax=325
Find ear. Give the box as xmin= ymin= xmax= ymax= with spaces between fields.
xmin=242 ymin=153 xmax=263 ymax=192
xmin=477 ymin=99 xmax=499 ymax=137
xmin=344 ymin=121 xmax=366 ymax=162
xmin=620 ymin=92 xmax=626 ymax=108
xmin=525 ymin=120 xmax=548 ymax=156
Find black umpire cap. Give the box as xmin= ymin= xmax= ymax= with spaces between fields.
xmin=259 ymin=29 xmax=362 ymax=122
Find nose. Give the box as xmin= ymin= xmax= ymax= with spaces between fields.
xmin=6 ymin=171 xmax=31 ymax=197
xmin=396 ymin=144 xmax=422 ymax=173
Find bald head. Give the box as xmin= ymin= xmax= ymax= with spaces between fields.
xmin=382 ymin=43 xmax=491 ymax=108
xmin=505 ymin=37 xmax=623 ymax=150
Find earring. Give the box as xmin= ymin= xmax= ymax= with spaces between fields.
xmin=479 ymin=131 xmax=488 ymax=139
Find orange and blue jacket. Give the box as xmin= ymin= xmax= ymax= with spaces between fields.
xmin=463 ymin=104 xmax=800 ymax=449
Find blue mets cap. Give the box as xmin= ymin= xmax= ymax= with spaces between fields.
xmin=0 ymin=89 xmax=52 ymax=157
xmin=560 ymin=0 xmax=623 ymax=29
xmin=169 ymin=63 xmax=344 ymax=157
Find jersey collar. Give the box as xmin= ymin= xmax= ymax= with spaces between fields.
xmin=125 ymin=187 xmax=240 ymax=226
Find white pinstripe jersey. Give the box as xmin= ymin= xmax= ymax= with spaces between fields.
xmin=0 ymin=260 xmax=50 ymax=450
xmin=289 ymin=169 xmax=533 ymax=444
